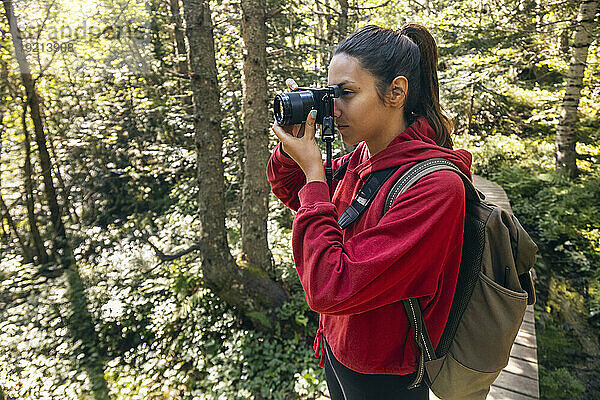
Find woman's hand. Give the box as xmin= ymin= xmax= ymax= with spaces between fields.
xmin=272 ymin=79 xmax=325 ymax=183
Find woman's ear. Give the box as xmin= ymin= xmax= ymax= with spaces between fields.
xmin=388 ymin=76 xmax=408 ymax=108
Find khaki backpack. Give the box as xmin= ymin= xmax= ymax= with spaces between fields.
xmin=382 ymin=158 xmax=538 ymax=399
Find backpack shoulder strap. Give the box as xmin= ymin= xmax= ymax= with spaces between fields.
xmin=384 ymin=158 xmax=481 ymax=213
xmin=332 ymin=148 xmax=357 ymax=181
xmin=332 ymin=158 xmax=351 ymax=180
xmin=382 ymin=157 xmax=478 ymax=390
xmin=337 ymin=166 xmax=398 ymax=229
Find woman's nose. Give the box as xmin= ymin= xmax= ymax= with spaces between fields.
xmin=333 ymin=98 xmax=342 ymax=118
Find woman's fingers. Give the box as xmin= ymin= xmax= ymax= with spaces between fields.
xmin=272 ymin=122 xmax=293 ymax=147
xmin=281 ymin=122 xmax=304 ymax=138
xmin=272 ymin=109 xmax=323 ymax=180
xmin=295 ymin=123 xmax=306 ymax=138
xmin=285 ymin=78 xmax=298 ymax=90
xmin=271 ymin=109 xmax=316 ymax=146
xmin=280 ymin=78 xmax=300 ymax=136
xmin=305 ymin=109 xmax=317 ymax=140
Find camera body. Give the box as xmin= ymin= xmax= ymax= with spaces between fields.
xmin=274 ymin=85 xmax=340 ymax=126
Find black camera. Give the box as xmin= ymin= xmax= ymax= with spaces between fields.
xmin=273 ymin=85 xmax=340 ymax=126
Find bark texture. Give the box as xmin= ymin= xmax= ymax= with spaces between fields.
xmin=168 ymin=0 xmax=193 ymax=111
xmin=337 ymin=0 xmax=349 ymax=43
xmin=22 ymin=103 xmax=49 ymax=264
xmin=4 ymin=1 xmax=110 ymax=398
xmin=240 ymin=0 xmax=273 ymax=274
xmin=555 ymin=0 xmax=598 ymax=178
xmin=182 ymin=0 xmax=288 ymax=330
xmin=0 ymin=86 xmax=33 ymax=262
xmin=0 ymin=194 xmax=30 ymax=260
xmin=169 ymin=0 xmax=189 ymax=77
xmin=336 ymin=0 xmax=355 ymax=155
xmin=0 ymin=132 xmax=32 ymax=262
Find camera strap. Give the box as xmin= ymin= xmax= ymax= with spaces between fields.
xmin=337 ymin=166 xmax=398 ymax=229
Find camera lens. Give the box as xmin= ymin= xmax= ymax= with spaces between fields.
xmin=274 ymin=91 xmax=315 ymax=126
xmin=274 ymin=95 xmax=288 ymax=124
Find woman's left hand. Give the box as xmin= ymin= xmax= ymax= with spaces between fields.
xmin=271 ymin=109 xmax=326 ymax=183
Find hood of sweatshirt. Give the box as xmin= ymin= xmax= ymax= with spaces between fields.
xmin=346 ymin=117 xmax=472 ymax=181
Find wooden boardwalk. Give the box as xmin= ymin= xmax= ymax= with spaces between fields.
xmin=431 ymin=175 xmax=539 ymax=400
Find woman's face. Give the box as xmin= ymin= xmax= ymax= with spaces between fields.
xmin=327 ymin=54 xmax=395 ymax=149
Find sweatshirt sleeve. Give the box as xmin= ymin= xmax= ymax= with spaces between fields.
xmin=266 ymin=142 xmax=352 ymax=211
xmin=292 ymin=170 xmax=465 ymax=316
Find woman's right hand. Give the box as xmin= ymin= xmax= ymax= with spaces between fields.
xmin=281 ymin=78 xmax=306 ymax=138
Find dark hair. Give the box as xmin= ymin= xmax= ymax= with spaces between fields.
xmin=333 ymin=24 xmax=454 ymax=149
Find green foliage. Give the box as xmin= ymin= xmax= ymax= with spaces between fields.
xmin=1 ymin=236 xmax=327 ymax=399
xmin=590 ymin=279 xmax=600 ymax=321
xmin=537 ymin=323 xmax=581 ymax=367
xmin=539 ymin=367 xmax=585 ymax=400
xmin=2 ymin=0 xmax=600 ymax=397
xmin=458 ymin=126 xmax=599 ymax=399
xmin=456 ymin=132 xmax=600 ymax=278
xmin=497 ymin=166 xmax=599 ymax=276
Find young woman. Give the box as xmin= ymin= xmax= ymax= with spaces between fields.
xmin=267 ymin=24 xmax=473 ymax=399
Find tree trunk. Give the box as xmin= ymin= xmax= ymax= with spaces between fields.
xmin=169 ymin=0 xmax=189 ymax=77
xmin=0 ymin=85 xmax=33 ymax=262
xmin=4 ymin=1 xmax=110 ymax=398
xmin=0 ymin=195 xmax=29 ymax=257
xmin=240 ymin=0 xmax=273 ymax=275
xmin=467 ymin=81 xmax=475 ymax=135
xmin=21 ymin=102 xmax=49 ymax=264
xmin=336 ymin=0 xmax=355 ymax=155
xmin=325 ymin=0 xmax=335 ymax=64
xmin=46 ymin=127 xmax=80 ymax=225
xmin=182 ymin=0 xmax=288 ymax=330
xmin=0 ymin=195 xmax=27 ymax=256
xmin=150 ymin=0 xmax=166 ymax=69
xmin=0 ymin=137 xmax=32 ymax=262
xmin=555 ymin=0 xmax=598 ymax=178
xmin=337 ymin=0 xmax=349 ymax=43
xmin=168 ymin=0 xmax=193 ymax=109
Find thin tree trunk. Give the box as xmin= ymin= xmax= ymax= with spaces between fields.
xmin=0 ymin=83 xmax=33 ymax=261
xmin=560 ymin=15 xmax=577 ymax=60
xmin=0 ymin=196 xmax=28 ymax=257
xmin=46 ymin=126 xmax=80 ymax=225
xmin=182 ymin=0 xmax=288 ymax=330
xmin=337 ymin=0 xmax=349 ymax=43
xmin=0 ymin=196 xmax=9 ymax=245
xmin=21 ymin=102 xmax=49 ymax=264
xmin=325 ymin=0 xmax=335 ymax=64
xmin=555 ymin=0 xmax=598 ymax=178
xmin=168 ymin=0 xmax=193 ymax=109
xmin=467 ymin=82 xmax=475 ymax=135
xmin=315 ymin=0 xmax=323 ymax=71
xmin=336 ymin=0 xmax=355 ymax=155
xmin=0 ymin=129 xmax=32 ymax=262
xmin=169 ymin=0 xmax=189 ymax=77
xmin=0 ymin=196 xmax=5 ymax=241
xmin=240 ymin=0 xmax=273 ymax=274
xmin=289 ymin=14 xmax=296 ymax=51
xmin=3 ymin=1 xmax=110 ymax=398
xmin=150 ymin=0 xmax=166 ymax=69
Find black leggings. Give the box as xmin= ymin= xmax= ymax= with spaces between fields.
xmin=323 ymin=337 xmax=429 ymax=400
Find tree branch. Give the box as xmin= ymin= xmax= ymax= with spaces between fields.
xmin=266 ymin=6 xmax=285 ymax=20
xmin=146 ymin=237 xmax=202 ymax=262
xmin=167 ymin=69 xmax=193 ymax=79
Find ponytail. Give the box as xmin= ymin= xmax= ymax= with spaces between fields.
xmin=334 ymin=24 xmax=454 ymax=149
xmin=398 ymin=23 xmax=453 ymax=149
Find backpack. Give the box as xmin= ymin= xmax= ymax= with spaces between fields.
xmin=337 ymin=157 xmax=537 ymax=400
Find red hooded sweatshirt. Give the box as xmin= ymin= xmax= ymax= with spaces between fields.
xmin=266 ymin=117 xmax=473 ymax=375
